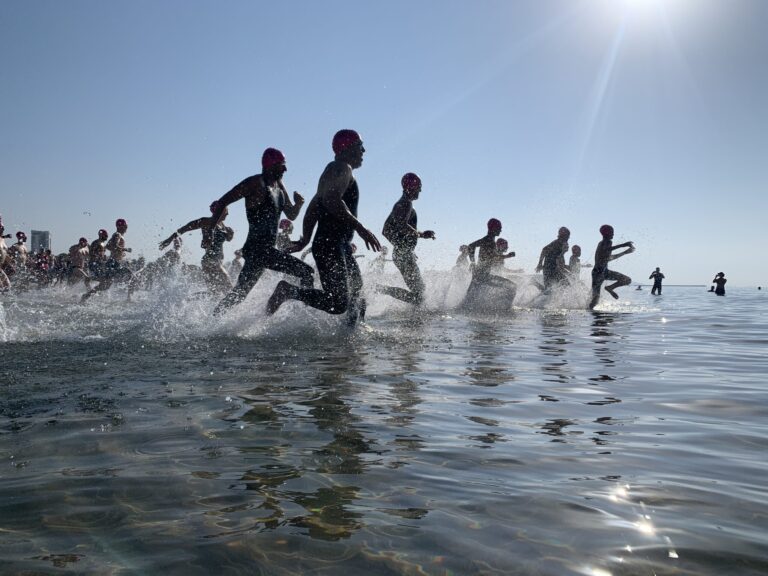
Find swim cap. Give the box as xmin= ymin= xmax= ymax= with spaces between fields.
xmin=487 ymin=218 xmax=502 ymax=232
xmin=98 ymin=229 xmax=108 ymax=239
xmin=79 ymin=237 xmax=88 ymax=244
xmin=332 ymin=129 xmax=362 ymax=155
xmin=599 ymin=224 xmax=614 ymax=237
xmin=116 ymin=218 xmax=127 ymax=228
xmin=460 ymin=245 xmax=468 ymax=251
xmin=401 ymin=172 xmax=422 ymax=192
xmin=496 ymin=238 xmax=508 ymax=250
xmin=558 ymin=226 xmax=570 ymax=238
xmin=262 ymin=147 xmax=286 ymax=170
xmin=279 ymin=218 xmax=292 ymax=230
xmin=209 ymin=200 xmax=220 ymax=214
xmin=572 ymin=244 xmax=581 ymax=255
xmin=16 ymin=231 xmax=26 ymax=241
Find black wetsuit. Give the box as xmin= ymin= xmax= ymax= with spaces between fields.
xmin=650 ymin=271 xmax=664 ymax=295
xmin=464 ymin=235 xmax=515 ymax=303
xmin=214 ymin=176 xmax=313 ymax=313
xmin=379 ymin=196 xmax=424 ymax=305
xmin=293 ymin=178 xmax=364 ymax=320
xmin=713 ymin=277 xmax=726 ymax=296
xmin=541 ymin=239 xmax=568 ymax=289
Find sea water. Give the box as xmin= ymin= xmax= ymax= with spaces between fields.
xmin=1 ymin=271 xmax=766 ymax=575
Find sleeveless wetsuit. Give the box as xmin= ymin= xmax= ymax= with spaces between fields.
xmin=293 ymin=177 xmax=364 ymax=319
xmin=214 ymin=176 xmax=313 ymax=313
xmin=380 ymin=196 xmax=424 ymax=305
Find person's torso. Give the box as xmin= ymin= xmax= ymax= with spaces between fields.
xmin=204 ymin=222 xmax=229 ymax=261
xmin=245 ymin=176 xmax=284 ymax=248
xmin=315 ymin=177 xmax=359 ymax=244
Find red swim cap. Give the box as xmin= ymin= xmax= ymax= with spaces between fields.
xmin=209 ymin=200 xmax=220 ymax=214
xmin=401 ymin=172 xmax=422 ymax=192
xmin=487 ymin=218 xmax=502 ymax=232
xmin=116 ymin=218 xmax=127 ymax=228
xmin=262 ymin=147 xmax=286 ymax=170
xmin=16 ymin=231 xmax=26 ymax=241
xmin=79 ymin=237 xmax=88 ymax=244
xmin=332 ymin=129 xmax=362 ymax=155
xmin=599 ymin=224 xmax=614 ymax=237
xmin=279 ymin=218 xmax=292 ymax=230
xmin=98 ymin=229 xmax=108 ymax=239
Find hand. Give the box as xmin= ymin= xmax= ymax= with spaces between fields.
xmin=158 ymin=233 xmax=176 ymax=250
xmin=287 ymin=238 xmax=308 ymax=253
xmin=357 ymin=227 xmax=381 ymax=252
xmin=126 ymin=247 xmax=133 ymax=253
xmin=509 ymin=251 xmax=516 ymax=258
xmin=293 ymin=191 xmax=305 ymax=206
xmin=421 ymin=230 xmax=436 ymax=240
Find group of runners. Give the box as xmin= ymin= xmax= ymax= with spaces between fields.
xmin=1 ymin=129 xmax=636 ymax=315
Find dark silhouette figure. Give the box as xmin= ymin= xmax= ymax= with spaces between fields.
xmin=649 ymin=267 xmax=665 ymax=295
xmin=712 ymin=272 xmax=727 ymax=296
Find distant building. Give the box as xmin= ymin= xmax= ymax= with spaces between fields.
xmin=30 ymin=230 xmax=51 ymax=253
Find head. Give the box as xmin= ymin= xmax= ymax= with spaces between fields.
xmin=261 ymin=147 xmax=287 ymax=181
xmin=496 ymin=238 xmax=508 ymax=252
xmin=572 ymin=244 xmax=581 ymax=257
xmin=599 ymin=224 xmax=614 ymax=239
xmin=655 ymin=267 xmax=660 ymax=272
xmin=459 ymin=244 xmax=469 ymax=254
xmin=717 ymin=272 xmax=724 ymax=277
xmin=115 ymin=218 xmax=128 ymax=233
xmin=350 ymin=242 xmax=357 ymax=254
xmin=16 ymin=231 xmax=26 ymax=243
xmin=210 ymin=201 xmax=228 ymax=219
xmin=279 ymin=218 xmax=293 ymax=233
xmin=381 ymin=246 xmax=388 ymax=256
xmin=487 ymin=218 xmax=502 ymax=236
xmin=332 ymin=129 xmax=364 ymax=169
xmin=557 ymin=226 xmax=570 ymax=241
xmin=79 ymin=237 xmax=88 ymax=247
xmin=172 ymin=235 xmax=183 ymax=250
xmin=234 ymin=249 xmax=243 ymax=259
xmin=98 ymin=228 xmax=109 ymax=241
xmin=401 ymin=172 xmax=422 ymax=199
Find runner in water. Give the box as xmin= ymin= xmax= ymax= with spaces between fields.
xmin=275 ymin=219 xmax=294 ymax=252
xmin=67 ymin=237 xmax=92 ymax=289
xmin=88 ymin=229 xmax=109 ymax=284
xmin=368 ymin=245 xmax=390 ymax=273
xmin=535 ymin=227 xmax=570 ymax=291
xmin=454 ymin=245 xmax=471 ymax=271
xmin=491 ymin=238 xmax=516 ymax=273
xmin=712 ymin=272 xmax=727 ymax=296
xmin=0 ymin=221 xmax=10 ymax=291
xmin=376 ymin=172 xmax=435 ymax=306
xmin=463 ymin=218 xmax=516 ymax=305
xmin=649 ymin=267 xmax=665 ymax=295
xmin=589 ymin=224 xmax=634 ymax=309
xmin=8 ymin=232 xmax=29 ymax=270
xmin=211 ymin=147 xmax=314 ymax=314
xmin=81 ymin=219 xmax=133 ymax=302
xmin=568 ymin=245 xmax=590 ymax=277
xmin=267 ymin=129 xmax=381 ymax=323
xmin=159 ymin=201 xmax=234 ymax=294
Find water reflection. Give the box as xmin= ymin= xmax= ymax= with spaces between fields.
xmin=464 ymin=320 xmax=514 ymax=388
xmin=538 ymin=311 xmax=573 ymax=386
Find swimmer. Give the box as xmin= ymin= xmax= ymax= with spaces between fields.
xmin=82 ymin=219 xmax=133 ymax=302
xmin=128 ymin=237 xmax=182 ymax=300
xmin=649 ymin=267 xmax=665 ymax=295
xmin=87 ymin=229 xmax=109 ymax=283
xmin=267 ymin=129 xmax=381 ymax=324
xmin=491 ymin=238 xmax=517 ymax=273
xmin=211 ymin=147 xmax=314 ymax=314
xmin=567 ymin=244 xmax=590 ymax=278
xmin=376 ymin=172 xmax=435 ymax=306
xmin=0 ymin=221 xmax=10 ymax=291
xmin=160 ymin=201 xmax=234 ymax=294
xmin=589 ymin=224 xmax=634 ymax=309
xmin=228 ymin=249 xmax=244 ymax=280
xmin=535 ymin=227 xmax=570 ymax=291
xmin=368 ymin=245 xmax=390 ymax=273
xmin=67 ymin=237 xmax=92 ymax=289
xmin=275 ymin=219 xmax=294 ymax=252
xmin=8 ymin=232 xmax=29 ymax=270
xmin=712 ymin=272 xmax=727 ymax=296
xmin=463 ymin=218 xmax=516 ymax=304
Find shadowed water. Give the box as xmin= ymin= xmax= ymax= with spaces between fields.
xmin=1 ymin=274 xmax=766 ymax=575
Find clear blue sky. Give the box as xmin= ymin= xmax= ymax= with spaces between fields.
xmin=2 ymin=0 xmax=766 ymax=285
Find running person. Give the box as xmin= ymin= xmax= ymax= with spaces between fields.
xmin=87 ymin=229 xmax=109 ymax=282
xmin=266 ymin=129 xmax=381 ymax=323
xmin=211 ymin=147 xmax=314 ymax=314
xmin=81 ymin=219 xmax=133 ymax=302
xmin=0 ymin=221 xmax=10 ymax=291
xmin=67 ymin=237 xmax=92 ymax=288
xmin=535 ymin=227 xmax=570 ymax=291
xmin=159 ymin=201 xmax=234 ymax=294
xmin=463 ymin=218 xmax=516 ymax=304
xmin=589 ymin=224 xmax=635 ymax=309
xmin=377 ymin=172 xmax=435 ymax=305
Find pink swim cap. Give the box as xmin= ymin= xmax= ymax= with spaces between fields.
xmin=401 ymin=172 xmax=422 ymax=192
xmin=332 ymin=129 xmax=362 ymax=155
xmin=116 ymin=218 xmax=127 ymax=228
xmin=599 ymin=224 xmax=614 ymax=237
xmin=279 ymin=218 xmax=292 ymax=230
xmin=262 ymin=147 xmax=286 ymax=170
xmin=487 ymin=218 xmax=502 ymax=232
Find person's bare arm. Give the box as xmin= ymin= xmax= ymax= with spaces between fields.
xmin=279 ymin=181 xmax=305 ymax=221
xmin=466 ymin=238 xmax=484 ymax=263
xmin=211 ymin=177 xmax=263 ymax=224
xmin=159 ymin=217 xmax=210 ymax=249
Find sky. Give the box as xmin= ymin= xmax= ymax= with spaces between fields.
xmin=1 ymin=0 xmax=767 ymax=286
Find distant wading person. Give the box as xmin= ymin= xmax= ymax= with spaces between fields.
xmin=589 ymin=224 xmax=634 ymax=309
xmin=377 ymin=172 xmax=435 ymax=306
xmin=649 ymin=267 xmax=665 ymax=295
xmin=159 ymin=201 xmax=235 ymax=294
xmin=712 ymin=272 xmax=726 ymax=296
xmin=209 ymin=147 xmax=314 ymax=315
xmin=267 ymin=129 xmax=381 ymax=324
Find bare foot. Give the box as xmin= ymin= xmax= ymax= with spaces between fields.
xmin=266 ymin=280 xmax=294 ymax=315
xmin=605 ymin=287 xmax=619 ymax=299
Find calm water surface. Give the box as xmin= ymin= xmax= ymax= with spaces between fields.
xmin=1 ymin=282 xmax=767 ymax=575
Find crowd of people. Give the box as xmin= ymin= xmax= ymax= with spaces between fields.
xmin=1 ymin=129 xmax=642 ymax=317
